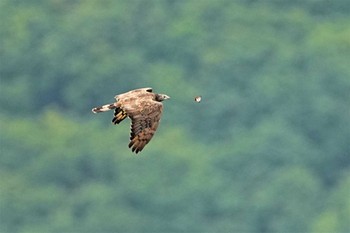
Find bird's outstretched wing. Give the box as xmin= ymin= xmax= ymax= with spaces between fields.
xmin=124 ymin=99 xmax=163 ymax=153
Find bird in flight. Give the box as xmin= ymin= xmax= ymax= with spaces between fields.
xmin=92 ymin=87 xmax=170 ymax=154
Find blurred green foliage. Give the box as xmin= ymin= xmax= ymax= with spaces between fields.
xmin=1 ymin=0 xmax=350 ymax=232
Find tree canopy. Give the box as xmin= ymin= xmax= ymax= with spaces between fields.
xmin=1 ymin=0 xmax=349 ymax=232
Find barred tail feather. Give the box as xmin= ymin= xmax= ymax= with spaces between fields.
xmin=92 ymin=103 xmax=116 ymax=113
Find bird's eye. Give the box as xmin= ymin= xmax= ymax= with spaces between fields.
xmin=146 ymin=88 xmax=153 ymax=92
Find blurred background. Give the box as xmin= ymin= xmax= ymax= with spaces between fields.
xmin=1 ymin=0 xmax=350 ymax=232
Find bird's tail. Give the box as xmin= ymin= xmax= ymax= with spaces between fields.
xmin=92 ymin=103 xmax=116 ymax=113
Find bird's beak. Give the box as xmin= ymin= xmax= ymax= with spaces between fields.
xmin=165 ymin=95 xmax=170 ymax=100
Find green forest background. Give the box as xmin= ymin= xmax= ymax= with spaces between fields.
xmin=1 ymin=0 xmax=350 ymax=232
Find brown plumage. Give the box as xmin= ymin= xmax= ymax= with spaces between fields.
xmin=92 ymin=87 xmax=170 ymax=154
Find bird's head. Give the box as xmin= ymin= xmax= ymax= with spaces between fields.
xmin=155 ymin=94 xmax=170 ymax=102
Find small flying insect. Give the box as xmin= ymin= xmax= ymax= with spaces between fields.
xmin=194 ymin=96 xmax=202 ymax=103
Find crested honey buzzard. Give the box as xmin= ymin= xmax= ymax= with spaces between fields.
xmin=92 ymin=87 xmax=170 ymax=154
